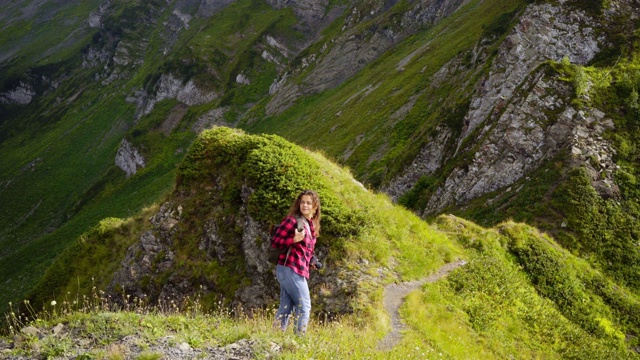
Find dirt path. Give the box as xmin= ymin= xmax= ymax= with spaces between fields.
xmin=377 ymin=259 xmax=467 ymax=350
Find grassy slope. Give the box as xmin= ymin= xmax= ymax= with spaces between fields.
xmin=0 ymin=7 xmax=187 ymax=312
xmin=0 ymin=0 xmax=526 ymax=311
xmin=452 ymin=58 xmax=640 ymax=292
xmin=0 ymin=87 xmax=188 ymax=312
xmin=0 ymin=0 xmax=298 ymax=313
xmin=27 ymin=128 xmax=460 ymax=311
xmin=0 ymin=0 xmax=638 ymax=356
xmin=0 ymin=0 xmax=103 ymax=79
xmin=238 ymin=0 xmax=640 ymax=297
xmin=243 ymin=0 xmax=526 ymax=186
xmin=16 ymin=129 xmax=638 ymax=358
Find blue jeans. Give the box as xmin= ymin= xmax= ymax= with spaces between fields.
xmin=275 ymin=265 xmax=311 ymax=334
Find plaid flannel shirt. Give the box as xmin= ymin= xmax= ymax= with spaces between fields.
xmin=272 ymin=215 xmax=316 ymax=279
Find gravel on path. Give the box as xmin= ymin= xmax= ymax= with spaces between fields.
xmin=377 ymin=259 xmax=468 ymax=350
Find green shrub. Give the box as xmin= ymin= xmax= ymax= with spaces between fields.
xmin=177 ymin=127 xmax=371 ymax=246
xmin=499 ymin=222 xmax=638 ymax=346
xmin=550 ymin=168 xmax=640 ymax=290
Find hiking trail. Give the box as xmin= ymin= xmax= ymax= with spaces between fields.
xmin=377 ymin=259 xmax=467 ymax=350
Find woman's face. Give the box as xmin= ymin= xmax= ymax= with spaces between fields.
xmin=299 ymin=195 xmax=316 ymax=219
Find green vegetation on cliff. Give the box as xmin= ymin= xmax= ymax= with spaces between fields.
xmin=27 ymin=128 xmax=458 ymax=313
xmin=9 ymin=128 xmax=639 ymax=358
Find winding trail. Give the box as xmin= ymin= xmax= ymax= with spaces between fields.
xmin=377 ymin=259 xmax=468 ymax=350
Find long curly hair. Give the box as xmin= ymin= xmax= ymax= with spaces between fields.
xmin=288 ymin=190 xmax=321 ymax=237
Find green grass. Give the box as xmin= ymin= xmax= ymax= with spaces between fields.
xmin=0 ymin=0 xmax=527 ymax=316
xmin=244 ymin=0 xmax=526 ymax=184
xmin=430 ymin=216 xmax=638 ymax=358
xmin=0 ymin=80 xmax=194 ymax=313
xmin=1 ymin=1 xmax=640 ymax=357
xmin=3 ymin=213 xmax=639 ymax=358
xmin=21 ymin=128 xmax=461 ymax=316
xmin=0 ymin=0 xmax=103 ymax=85
xmin=11 ymin=128 xmax=638 ymax=358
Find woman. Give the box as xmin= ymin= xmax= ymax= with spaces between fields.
xmin=272 ymin=190 xmax=321 ymax=334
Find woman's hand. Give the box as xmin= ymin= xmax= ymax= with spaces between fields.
xmin=293 ymin=228 xmax=305 ymax=243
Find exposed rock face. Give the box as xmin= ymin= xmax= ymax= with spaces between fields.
xmin=115 ymin=139 xmax=145 ymax=177
xmin=109 ymin=186 xmax=387 ymax=315
xmin=82 ymin=47 xmax=111 ymax=68
xmin=459 ymin=2 xmax=601 ymax=143
xmin=192 ymin=106 xmax=231 ymax=133
xmin=236 ymin=73 xmax=251 ymax=85
xmin=109 ymin=202 xmax=181 ymax=302
xmin=196 ymin=0 xmax=236 ymax=18
xmin=0 ymin=81 xmax=36 ymax=105
xmin=385 ymin=2 xmax=618 ymax=213
xmin=383 ymin=125 xmax=454 ymax=201
xmin=400 ymin=0 xmax=472 ymax=32
xmin=266 ymin=0 xmax=468 ymax=115
xmin=126 ymin=74 xmax=218 ymax=119
xmin=568 ymin=109 xmax=619 ymax=199
xmin=88 ymin=1 xmax=110 ymax=28
xmin=426 ymin=74 xmax=561 ymax=213
xmin=266 ymin=0 xmax=331 ymax=32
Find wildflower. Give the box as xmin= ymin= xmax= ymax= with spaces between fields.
xmin=51 ymin=300 xmax=57 ymax=306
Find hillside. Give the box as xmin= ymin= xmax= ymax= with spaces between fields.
xmin=3 ymin=128 xmax=639 ymax=358
xmin=0 ymin=0 xmax=639 ymax=356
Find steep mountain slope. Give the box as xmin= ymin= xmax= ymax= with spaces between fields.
xmin=0 ymin=0 xmax=326 ymax=310
xmin=28 ymin=127 xmax=458 ymax=316
xmin=0 ymin=0 xmax=638 ymax=336
xmin=243 ymin=0 xmax=640 ymax=291
xmin=21 ymin=128 xmax=640 ymax=357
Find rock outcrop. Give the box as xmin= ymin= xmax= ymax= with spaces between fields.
xmin=384 ymin=2 xmax=619 ymax=213
xmin=88 ymin=1 xmax=110 ymax=28
xmin=458 ymin=2 xmax=601 ymax=144
xmin=115 ymin=139 xmax=145 ymax=177
xmin=107 ymin=127 xmax=391 ymax=316
xmin=0 ymin=82 xmax=36 ymax=105
xmin=109 ymin=189 xmax=386 ymax=315
xmin=126 ymin=74 xmax=218 ymax=119
xmin=266 ymin=0 xmax=469 ymax=115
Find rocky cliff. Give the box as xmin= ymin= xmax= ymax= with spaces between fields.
xmin=265 ymin=0 xmax=470 ymax=115
xmin=101 ymin=128 xmax=391 ymax=315
xmin=2 ymin=0 xmax=639 ymax=318
xmin=382 ymin=1 xmax=628 ymax=213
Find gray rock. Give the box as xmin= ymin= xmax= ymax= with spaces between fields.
xmin=130 ymin=75 xmax=218 ymax=119
xmin=107 ymin=179 xmax=389 ymax=317
xmin=115 ymin=139 xmax=145 ymax=177
xmin=52 ymin=323 xmax=65 ymax=335
xmin=0 ymin=82 xmax=36 ymax=105
xmin=266 ymin=0 xmax=468 ymax=115
xmin=236 ymin=73 xmax=251 ymax=85
xmin=88 ymin=1 xmax=110 ymax=28
xmin=20 ymin=326 xmax=39 ymax=337
xmin=460 ymin=3 xmax=602 ymax=143
xmin=196 ymin=0 xmax=236 ymax=18
xmin=383 ymin=125 xmax=454 ymax=201
xmin=386 ymin=2 xmax=621 ymax=213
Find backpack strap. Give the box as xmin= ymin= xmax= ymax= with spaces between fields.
xmin=283 ymin=246 xmax=292 ymax=267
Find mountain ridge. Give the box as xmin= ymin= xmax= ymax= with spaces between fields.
xmin=14 ymin=128 xmax=639 ymax=357
xmin=0 ymin=0 xmax=639 ymax=355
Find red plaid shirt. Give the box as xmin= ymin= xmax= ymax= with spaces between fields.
xmin=272 ymin=215 xmax=316 ymax=279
